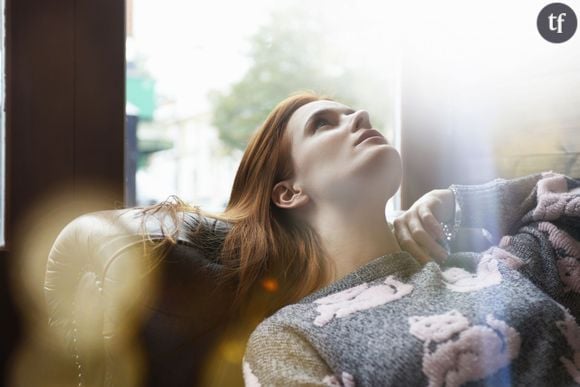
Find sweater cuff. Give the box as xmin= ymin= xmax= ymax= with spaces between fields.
xmin=448 ymin=172 xmax=546 ymax=239
xmin=448 ymin=177 xmax=506 ymax=232
xmin=443 ymin=186 xmax=463 ymax=242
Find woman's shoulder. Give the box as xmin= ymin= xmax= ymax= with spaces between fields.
xmin=265 ymin=300 xmax=314 ymax=327
xmin=245 ymin=301 xmax=315 ymax=356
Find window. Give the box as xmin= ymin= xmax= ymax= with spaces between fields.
xmin=399 ymin=0 xmax=580 ymax=207
xmin=125 ymin=0 xmax=402 ymax=213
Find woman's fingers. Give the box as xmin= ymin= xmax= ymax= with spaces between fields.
xmin=407 ymin=215 xmax=449 ymax=262
xmin=393 ymin=217 xmax=432 ymax=264
xmin=417 ymin=206 xmax=446 ymax=241
xmin=392 ymin=189 xmax=457 ymax=264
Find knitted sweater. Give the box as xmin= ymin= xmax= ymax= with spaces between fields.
xmin=242 ymin=171 xmax=580 ymax=387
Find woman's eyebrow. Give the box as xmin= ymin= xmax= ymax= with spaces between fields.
xmin=304 ymin=108 xmax=357 ymax=132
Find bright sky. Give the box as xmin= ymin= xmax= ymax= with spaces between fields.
xmin=131 ymin=0 xmax=275 ymax=114
xmin=130 ymin=0 xmax=402 ymax=117
xmin=134 ymin=0 xmax=580 ymax=108
xmin=130 ymin=0 xmax=580 ymax=118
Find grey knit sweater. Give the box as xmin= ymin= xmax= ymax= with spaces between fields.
xmin=242 ymin=171 xmax=580 ymax=387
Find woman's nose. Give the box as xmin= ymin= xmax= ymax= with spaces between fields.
xmin=350 ymin=110 xmax=371 ymax=132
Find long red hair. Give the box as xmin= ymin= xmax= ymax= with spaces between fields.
xmin=140 ymin=91 xmax=334 ymax=322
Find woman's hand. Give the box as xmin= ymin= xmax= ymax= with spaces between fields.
xmin=393 ymin=189 xmax=455 ymax=264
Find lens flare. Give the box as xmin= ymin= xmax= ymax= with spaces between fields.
xmin=9 ymin=181 xmax=161 ymax=387
xmin=261 ymin=277 xmax=279 ymax=293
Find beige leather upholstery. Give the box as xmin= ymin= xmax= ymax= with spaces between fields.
xmin=43 ymin=208 xmax=236 ymax=387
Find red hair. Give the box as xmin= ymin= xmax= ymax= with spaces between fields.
xmin=140 ymin=91 xmax=335 ymax=323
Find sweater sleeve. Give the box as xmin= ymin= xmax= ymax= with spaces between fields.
xmin=448 ymin=172 xmax=545 ymax=245
xmin=450 ymin=171 xmax=580 ymax=318
xmin=242 ymin=321 xmax=337 ymax=387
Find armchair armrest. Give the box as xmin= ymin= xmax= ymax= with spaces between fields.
xmin=44 ymin=208 xmax=236 ymax=386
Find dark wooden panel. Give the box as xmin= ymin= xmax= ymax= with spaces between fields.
xmin=7 ymin=0 xmax=125 ymax=233
xmin=75 ymin=0 xmax=125 ymax=204
xmin=2 ymin=0 xmax=125 ymax=384
xmin=8 ymin=0 xmax=76 ymax=235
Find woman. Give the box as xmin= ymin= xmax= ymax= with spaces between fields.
xmin=149 ymin=92 xmax=579 ymax=386
xmin=235 ymin=91 xmax=580 ymax=386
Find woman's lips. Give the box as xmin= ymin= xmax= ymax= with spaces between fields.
xmin=355 ymin=129 xmax=388 ymax=146
xmin=359 ymin=136 xmax=388 ymax=145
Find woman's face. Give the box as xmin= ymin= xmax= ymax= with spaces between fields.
xmin=281 ymin=100 xmax=402 ymax=211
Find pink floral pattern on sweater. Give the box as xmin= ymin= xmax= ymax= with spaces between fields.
xmin=489 ymin=243 xmax=526 ymax=270
xmin=537 ymin=221 xmax=580 ymax=293
xmin=441 ymin=245 xmax=525 ymax=293
xmin=313 ymin=276 xmax=413 ymax=327
xmin=323 ymin=371 xmax=355 ymax=387
xmin=242 ymin=359 xmax=261 ymax=387
xmin=555 ymin=307 xmax=580 ymax=383
xmin=409 ymin=310 xmax=521 ymax=387
xmin=441 ymin=253 xmax=502 ymax=293
xmin=533 ymin=172 xmax=580 ymax=221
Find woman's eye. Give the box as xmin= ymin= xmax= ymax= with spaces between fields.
xmin=314 ymin=118 xmax=330 ymax=130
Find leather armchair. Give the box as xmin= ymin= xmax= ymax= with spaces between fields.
xmin=43 ymin=207 xmax=244 ymax=387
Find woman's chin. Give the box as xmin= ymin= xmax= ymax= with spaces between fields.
xmin=352 ymin=163 xmax=402 ymax=200
xmin=365 ymin=147 xmax=402 ymax=181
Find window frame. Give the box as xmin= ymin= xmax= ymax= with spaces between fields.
xmin=0 ymin=0 xmax=125 ymax=382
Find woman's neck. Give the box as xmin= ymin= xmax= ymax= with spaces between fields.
xmin=311 ymin=203 xmax=402 ymax=287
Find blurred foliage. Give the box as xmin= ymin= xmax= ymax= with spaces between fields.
xmin=209 ymin=7 xmax=391 ymax=154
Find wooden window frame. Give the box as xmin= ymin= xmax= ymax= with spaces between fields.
xmin=1 ymin=0 xmax=125 ymax=382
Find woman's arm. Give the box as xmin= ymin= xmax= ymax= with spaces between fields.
xmin=394 ymin=172 xmax=547 ymax=262
xmin=243 ymin=321 xmax=339 ymax=387
xmin=397 ymin=170 xmax=580 ymax=315
xmin=449 ymin=172 xmax=545 ymax=244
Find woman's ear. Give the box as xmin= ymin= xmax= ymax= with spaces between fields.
xmin=271 ymin=181 xmax=309 ymax=209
